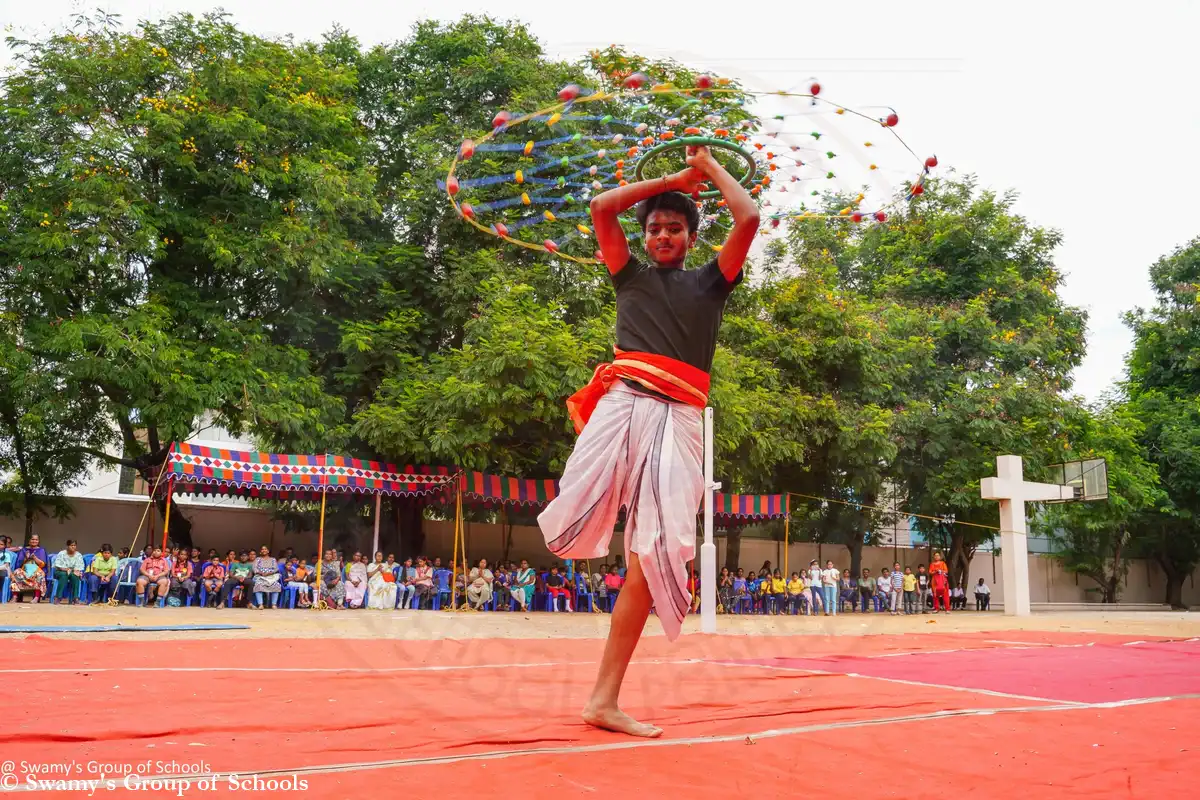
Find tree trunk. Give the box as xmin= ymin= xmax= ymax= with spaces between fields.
xmin=947 ymin=529 xmax=971 ymax=590
xmin=845 ymin=534 xmax=864 ymax=579
xmin=501 ymin=508 xmax=514 ymax=564
xmin=724 ymin=527 xmax=741 ymax=574
xmin=0 ymin=403 xmax=37 ymax=543
xmin=1164 ymin=571 xmax=1185 ymax=609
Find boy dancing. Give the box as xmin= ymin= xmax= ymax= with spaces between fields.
xmin=538 ymin=145 xmax=759 ymax=737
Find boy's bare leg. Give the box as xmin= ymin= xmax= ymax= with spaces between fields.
xmin=582 ymin=553 xmax=662 ymax=737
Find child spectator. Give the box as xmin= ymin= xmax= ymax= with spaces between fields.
xmin=546 ymin=565 xmax=572 ymax=612
xmin=916 ymin=565 xmax=931 ymax=613
xmin=767 ymin=569 xmax=787 ymax=615
xmin=169 ymin=553 xmax=197 ymax=605
xmin=786 ymin=572 xmax=806 ymax=614
xmin=889 ymin=563 xmax=904 ymax=615
xmin=821 ymin=560 xmax=840 ymax=616
xmin=902 ymin=566 xmax=917 ymax=615
xmin=201 ymin=555 xmax=226 ymax=608
xmin=806 ymin=560 xmax=824 ymax=616
xmin=136 ymin=547 xmax=170 ymax=604
xmin=87 ymin=544 xmax=120 ymax=605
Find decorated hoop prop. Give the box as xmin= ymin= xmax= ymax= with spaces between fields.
xmin=633 ymin=136 xmax=758 ymax=199
xmin=445 ymin=73 xmax=936 ymax=265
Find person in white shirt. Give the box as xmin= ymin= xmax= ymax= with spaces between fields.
xmin=821 ymin=560 xmax=840 ymax=616
xmin=974 ymin=578 xmax=991 ymax=611
xmin=806 ymin=560 xmax=824 ymax=616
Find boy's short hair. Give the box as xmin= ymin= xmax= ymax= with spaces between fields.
xmin=635 ymin=191 xmax=700 ymax=235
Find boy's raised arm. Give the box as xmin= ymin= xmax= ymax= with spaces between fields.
xmin=686 ymin=146 xmax=760 ymax=282
xmin=589 ymin=167 xmax=706 ymax=275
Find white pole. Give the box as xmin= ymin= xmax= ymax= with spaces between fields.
xmin=701 ymin=407 xmax=718 ymax=633
xmin=371 ymin=492 xmax=382 ymax=557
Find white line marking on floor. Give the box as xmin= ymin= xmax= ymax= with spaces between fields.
xmin=709 ymin=659 xmax=1085 ymax=706
xmin=10 ymin=693 xmax=1198 ymax=791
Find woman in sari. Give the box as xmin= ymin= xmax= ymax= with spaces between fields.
xmin=511 ymin=559 xmax=536 ymax=611
xmin=345 ymin=552 xmax=368 ymax=609
xmin=10 ymin=552 xmax=47 ymax=602
xmin=466 ymin=558 xmax=493 ymax=611
xmin=366 ymin=551 xmax=398 ymax=610
xmin=250 ymin=546 xmax=281 ymax=609
xmin=319 ymin=550 xmax=345 ymax=608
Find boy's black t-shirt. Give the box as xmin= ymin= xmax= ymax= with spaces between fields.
xmin=611 ymin=255 xmax=743 ymax=376
xmin=917 ymin=574 xmax=929 ymax=589
xmin=546 ymin=573 xmax=564 ymax=588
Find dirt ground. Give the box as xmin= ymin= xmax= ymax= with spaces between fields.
xmin=1 ymin=601 xmax=1197 ymax=642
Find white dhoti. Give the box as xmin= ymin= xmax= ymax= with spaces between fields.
xmin=538 ymin=382 xmax=703 ymax=641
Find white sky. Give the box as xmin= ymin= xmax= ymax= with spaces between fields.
xmin=5 ymin=0 xmax=1198 ymax=403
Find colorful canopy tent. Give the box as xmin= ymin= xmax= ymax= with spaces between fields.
xmin=159 ymin=443 xmax=459 ymax=607
xmin=152 ymin=446 xmax=788 ymax=607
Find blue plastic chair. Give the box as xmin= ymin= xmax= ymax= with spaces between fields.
xmin=112 ymin=558 xmax=142 ymax=604
xmin=432 ymin=569 xmax=451 ymax=610
xmin=574 ymin=574 xmax=594 ymax=612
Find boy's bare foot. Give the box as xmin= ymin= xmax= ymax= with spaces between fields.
xmin=582 ymin=704 xmax=663 ymax=738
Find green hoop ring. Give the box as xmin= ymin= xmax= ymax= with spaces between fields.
xmin=633 ymin=136 xmax=757 ymax=199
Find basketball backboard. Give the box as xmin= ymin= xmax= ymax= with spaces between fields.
xmin=1045 ymin=458 xmax=1109 ymax=503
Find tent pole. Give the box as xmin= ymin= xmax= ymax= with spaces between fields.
xmin=314 ymin=488 xmax=327 ymax=611
xmin=783 ymin=494 xmax=790 ymax=581
xmin=160 ymin=478 xmax=174 ymax=551
xmin=371 ymin=492 xmax=382 ymax=557
xmin=450 ymin=484 xmax=462 ymax=611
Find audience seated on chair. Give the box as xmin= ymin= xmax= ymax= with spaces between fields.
xmin=545 ymin=565 xmax=572 ymax=612
xmin=53 ymin=539 xmax=86 ymax=605
xmin=87 ymin=544 xmax=119 ymax=605
xmin=250 ymin=546 xmax=281 ymax=609
xmin=200 ymin=555 xmax=226 ymax=608
xmin=366 ymin=551 xmax=397 ymax=610
xmin=221 ymin=551 xmax=254 ymax=607
xmin=135 ymin=547 xmax=170 ymax=604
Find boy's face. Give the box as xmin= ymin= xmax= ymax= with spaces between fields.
xmin=642 ymin=210 xmax=695 ymax=267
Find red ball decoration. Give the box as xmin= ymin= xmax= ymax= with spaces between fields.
xmin=446 ymin=176 xmax=459 ymax=196
xmin=696 ymin=74 xmax=714 ymax=89
xmin=460 ymin=203 xmax=475 ymax=219
xmin=558 ymin=84 xmax=581 ymax=102
xmin=459 ymin=139 xmax=475 ymax=159
xmin=810 ymin=81 xmax=821 ymax=96
xmin=623 ymin=72 xmax=649 ymax=89
xmin=492 ymin=110 xmax=512 ymax=129
xmin=594 ymin=250 xmax=605 ymax=263
xmin=925 ymin=155 xmax=938 ymax=168
xmin=885 ymin=112 xmax=899 ymax=127
xmin=911 ymin=184 xmax=924 ymax=196
xmin=874 ymin=211 xmax=887 ymax=222
xmin=851 ymin=212 xmax=863 ymax=223
xmin=493 ymin=222 xmax=508 ymax=237
xmin=544 ymin=239 xmax=559 ymax=253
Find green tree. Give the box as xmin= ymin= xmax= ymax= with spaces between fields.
xmin=1041 ymin=401 xmax=1164 ymax=602
xmin=1124 ymin=237 xmax=1200 ymax=607
xmin=831 ymin=177 xmax=1089 ymax=588
xmin=0 ymin=12 xmax=371 ymax=545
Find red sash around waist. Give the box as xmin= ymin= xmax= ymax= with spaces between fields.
xmin=566 ymin=348 xmax=710 ymax=434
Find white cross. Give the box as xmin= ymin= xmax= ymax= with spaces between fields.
xmin=980 ymin=455 xmax=1074 ymax=616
